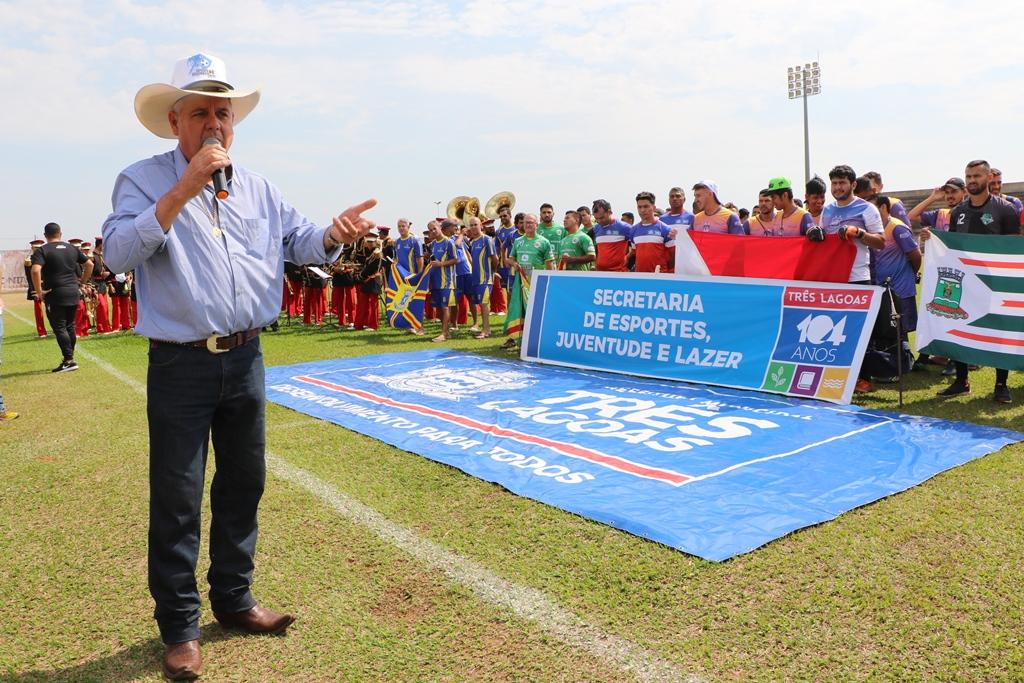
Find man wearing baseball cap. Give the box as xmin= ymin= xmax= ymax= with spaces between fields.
xmin=908 ymin=177 xmax=967 ymax=234
xmin=101 ymin=52 xmax=376 ymax=679
xmin=766 ymin=176 xmax=813 ymax=236
xmin=691 ymin=181 xmax=746 ymax=235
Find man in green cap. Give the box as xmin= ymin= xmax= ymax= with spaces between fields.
xmin=766 ymin=176 xmax=813 ymax=236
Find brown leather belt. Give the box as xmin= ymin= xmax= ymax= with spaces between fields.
xmin=150 ymin=328 xmax=261 ymax=354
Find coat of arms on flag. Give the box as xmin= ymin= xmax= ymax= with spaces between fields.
xmin=916 ymin=231 xmax=1024 ymax=370
xmin=385 ymin=262 xmax=433 ymax=331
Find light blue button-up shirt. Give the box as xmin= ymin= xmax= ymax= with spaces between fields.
xmin=102 ymin=147 xmax=339 ymax=342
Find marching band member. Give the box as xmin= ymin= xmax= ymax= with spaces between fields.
xmin=91 ymin=237 xmax=115 ymax=333
xmin=353 ymin=231 xmax=383 ymax=330
xmin=25 ymin=240 xmax=47 ymax=337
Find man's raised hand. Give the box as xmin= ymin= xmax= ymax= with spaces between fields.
xmin=328 ymin=198 xmax=378 ymax=245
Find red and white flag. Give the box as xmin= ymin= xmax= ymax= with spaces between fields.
xmin=674 ymin=231 xmax=857 ymax=283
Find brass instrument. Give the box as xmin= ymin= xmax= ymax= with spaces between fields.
xmin=463 ymin=197 xmax=482 ymax=224
xmin=447 ymin=195 xmax=480 ymax=227
xmin=83 ymin=283 xmax=98 ymax=327
xmin=484 ymin=191 xmax=516 ymax=219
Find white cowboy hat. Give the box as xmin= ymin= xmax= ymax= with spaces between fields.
xmin=134 ymin=52 xmax=260 ymax=139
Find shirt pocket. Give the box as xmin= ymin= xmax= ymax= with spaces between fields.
xmin=238 ymin=217 xmax=270 ymax=257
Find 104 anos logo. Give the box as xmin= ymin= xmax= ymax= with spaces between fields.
xmin=791 ymin=313 xmax=848 ymax=362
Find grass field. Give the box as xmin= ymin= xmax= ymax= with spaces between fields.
xmin=1 ymin=295 xmax=1022 ymax=682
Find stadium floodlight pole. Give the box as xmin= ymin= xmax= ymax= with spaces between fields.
xmin=787 ymin=61 xmax=821 ymax=185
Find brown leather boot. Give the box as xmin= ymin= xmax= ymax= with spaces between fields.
xmin=162 ymin=639 xmax=201 ymax=680
xmin=214 ymin=605 xmax=295 ymax=635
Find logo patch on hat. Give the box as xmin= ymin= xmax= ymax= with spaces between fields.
xmin=186 ymin=54 xmax=215 ymax=79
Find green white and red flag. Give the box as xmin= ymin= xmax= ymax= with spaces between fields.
xmin=916 ymin=231 xmax=1024 ymax=369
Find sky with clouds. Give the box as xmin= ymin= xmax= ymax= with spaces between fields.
xmin=2 ymin=0 xmax=1023 ymax=249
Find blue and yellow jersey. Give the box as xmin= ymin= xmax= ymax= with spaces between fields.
xmin=469 ymin=235 xmax=496 ymax=285
xmin=393 ymin=236 xmax=422 ymax=273
xmin=430 ymin=237 xmax=457 ymax=289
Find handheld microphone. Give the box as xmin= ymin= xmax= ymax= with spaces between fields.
xmin=203 ymin=137 xmax=230 ymax=200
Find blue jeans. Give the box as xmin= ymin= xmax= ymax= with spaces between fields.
xmin=147 ymin=337 xmax=266 ymax=643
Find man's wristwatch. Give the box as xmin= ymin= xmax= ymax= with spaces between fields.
xmin=325 ymin=231 xmax=342 ymax=249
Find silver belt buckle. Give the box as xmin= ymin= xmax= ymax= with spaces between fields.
xmin=206 ymin=334 xmax=228 ymax=354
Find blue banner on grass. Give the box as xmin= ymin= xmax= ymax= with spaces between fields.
xmin=522 ymin=271 xmax=886 ymax=404
xmin=266 ymin=350 xmax=1022 ymax=561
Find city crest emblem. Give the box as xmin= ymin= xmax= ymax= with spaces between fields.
xmin=925 ymin=267 xmax=969 ymax=319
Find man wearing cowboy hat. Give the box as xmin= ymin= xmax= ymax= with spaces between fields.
xmin=102 ymin=52 xmax=375 ymax=680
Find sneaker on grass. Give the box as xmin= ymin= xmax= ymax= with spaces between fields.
xmin=0 ymin=411 xmax=19 ymax=421
xmin=993 ymin=384 xmax=1012 ymax=404
xmin=52 ymin=360 xmax=78 ymax=373
xmin=937 ymin=380 xmax=970 ymax=398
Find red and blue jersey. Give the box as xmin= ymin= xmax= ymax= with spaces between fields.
xmin=631 ymin=220 xmax=672 ymax=273
xmin=660 ymin=211 xmax=694 ymax=229
xmin=593 ymin=220 xmax=633 ymax=271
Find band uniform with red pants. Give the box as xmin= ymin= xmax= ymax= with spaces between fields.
xmin=129 ymin=270 xmax=138 ymax=326
xmin=354 ymin=234 xmax=382 ymax=330
xmin=67 ymin=239 xmax=91 ymax=337
xmin=330 ymin=259 xmax=356 ymax=327
xmin=283 ymin=260 xmax=304 ymax=317
xmin=301 ymin=266 xmax=327 ymax=325
xmin=489 ymin=272 xmax=506 ymax=314
xmin=110 ymin=273 xmax=132 ymax=330
xmin=25 ymin=240 xmax=47 ymax=336
xmin=91 ymin=237 xmax=114 ymax=333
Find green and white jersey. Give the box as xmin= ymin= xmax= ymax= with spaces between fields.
xmin=558 ymin=231 xmax=595 ymax=271
xmin=510 ymin=234 xmax=553 ymax=277
xmin=537 ymin=223 xmax=566 ymax=245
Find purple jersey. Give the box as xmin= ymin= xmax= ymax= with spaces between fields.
xmin=889 ymin=198 xmax=911 ymax=228
xmin=920 ymin=208 xmax=952 ymax=232
xmin=872 ymin=219 xmax=918 ymax=298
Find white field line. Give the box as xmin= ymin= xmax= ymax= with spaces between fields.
xmin=6 ymin=310 xmax=697 ymax=683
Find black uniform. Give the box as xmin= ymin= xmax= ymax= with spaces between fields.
xmin=30 ymin=242 xmax=86 ymax=361
xmin=949 ymin=194 xmax=1021 ymax=236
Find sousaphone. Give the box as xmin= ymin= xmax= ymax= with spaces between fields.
xmin=446 ymin=196 xmax=473 ymax=225
xmin=484 ymin=191 xmax=516 ymax=220
xmin=463 ymin=197 xmax=482 ymax=226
